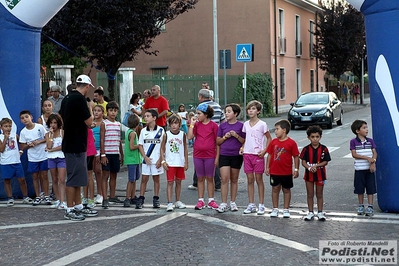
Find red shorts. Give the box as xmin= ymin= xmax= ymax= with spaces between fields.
xmin=166 ymin=166 xmax=186 ymax=182
xmin=243 ymin=154 xmax=265 ymax=174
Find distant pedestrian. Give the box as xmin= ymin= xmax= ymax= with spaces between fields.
xmin=300 ymin=125 xmax=330 ymax=221
xmin=266 ymin=119 xmax=300 ymax=218
xmin=188 ymin=103 xmax=219 ymax=210
xmin=38 ymin=99 xmax=53 ymax=131
xmin=350 ymin=120 xmax=377 ymax=216
xmin=241 ymin=101 xmax=272 ymax=215
xmin=177 ymin=104 xmax=188 ymax=134
xmin=48 ymin=85 xmax=64 ymax=114
xmin=94 ymin=88 xmax=108 ymax=117
xmin=143 ymin=85 xmax=170 ymax=128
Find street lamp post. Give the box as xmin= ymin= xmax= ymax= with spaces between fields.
xmin=213 ymin=0 xmax=219 ymax=103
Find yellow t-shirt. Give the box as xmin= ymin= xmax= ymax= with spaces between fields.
xmin=97 ymin=101 xmax=108 ymax=117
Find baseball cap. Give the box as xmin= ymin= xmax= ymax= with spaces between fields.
xmin=76 ymin=75 xmax=94 ymax=88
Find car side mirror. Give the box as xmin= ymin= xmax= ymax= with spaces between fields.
xmin=290 ymin=102 xmax=294 ymax=106
xmin=332 ymin=100 xmax=338 ymax=105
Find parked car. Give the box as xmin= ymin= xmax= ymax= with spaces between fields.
xmin=287 ymin=92 xmax=343 ymax=129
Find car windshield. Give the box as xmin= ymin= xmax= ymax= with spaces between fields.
xmin=296 ymin=94 xmax=329 ymax=105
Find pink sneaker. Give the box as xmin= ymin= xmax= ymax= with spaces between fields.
xmin=195 ymin=200 xmax=205 ymax=210
xmin=207 ymin=200 xmax=219 ymax=210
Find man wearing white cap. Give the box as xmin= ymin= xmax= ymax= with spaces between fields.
xmin=60 ymin=74 xmax=98 ymax=221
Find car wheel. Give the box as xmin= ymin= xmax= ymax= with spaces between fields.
xmin=337 ymin=112 xmax=343 ymax=126
xmin=327 ymin=116 xmax=333 ymax=129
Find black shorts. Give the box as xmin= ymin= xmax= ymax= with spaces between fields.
xmin=87 ymin=156 xmax=94 ymax=171
xmin=102 ymin=154 xmax=120 ymax=173
xmin=65 ymin=152 xmax=88 ymax=187
xmin=219 ymin=155 xmax=243 ymax=169
xmin=354 ymin=170 xmax=376 ymax=194
xmin=270 ymin=175 xmax=293 ymax=189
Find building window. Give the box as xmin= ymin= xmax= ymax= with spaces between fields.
xmin=279 ymin=9 xmax=286 ymax=54
xmin=309 ymin=20 xmax=315 ymax=58
xmin=310 ymin=69 xmax=315 ymax=92
xmin=296 ymin=68 xmax=301 ymax=97
xmin=295 ymin=15 xmax=302 ymax=56
xmin=280 ymin=68 xmax=286 ymax=100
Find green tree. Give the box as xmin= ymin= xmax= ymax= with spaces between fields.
xmin=313 ymin=1 xmax=365 ymax=86
xmin=42 ymin=0 xmax=197 ymax=100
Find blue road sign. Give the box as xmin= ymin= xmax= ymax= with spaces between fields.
xmin=236 ymin=43 xmax=254 ymax=62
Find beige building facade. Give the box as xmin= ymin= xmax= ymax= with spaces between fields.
xmin=118 ymin=0 xmax=325 ymax=112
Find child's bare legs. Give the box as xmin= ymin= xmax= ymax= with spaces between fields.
xmin=94 ymin=159 xmax=102 ymax=197
xmin=57 ymin=168 xmax=66 ymax=203
xmin=206 ymin=176 xmax=215 ymax=198
xmin=50 ymin=168 xmax=60 ymax=200
xmin=167 ymin=181 xmax=173 ymax=202
xmin=230 ymin=169 xmax=239 ymax=202
xmin=271 ymin=184 xmax=281 ymax=208
xmin=84 ymin=170 xmax=94 ymax=199
xmin=197 ymin=177 xmax=205 ymax=198
xmin=109 ymin=172 xmax=117 ymax=198
xmin=175 ymin=180 xmax=182 ymax=202
xmin=367 ymin=194 xmax=373 ymax=205
xmin=153 ymin=174 xmax=160 ymax=196
xmin=220 ymin=166 xmax=230 ymax=203
xmin=306 ymin=181 xmax=315 ymax=212
xmin=32 ymin=172 xmax=41 ymax=197
xmin=358 ymin=194 xmax=364 ymax=205
xmin=255 ymin=173 xmax=264 ymax=204
xmin=282 ymin=187 xmax=291 ymax=209
xmin=4 ymin=179 xmax=12 ymax=197
xmin=139 ymin=175 xmax=149 ymax=196
xmin=40 ymin=170 xmax=49 ymax=196
xmin=130 ymin=181 xmax=136 ymax=198
xmin=102 ymin=170 xmax=110 ymax=200
xmin=17 ymin=178 xmax=28 ymax=197
xmin=316 ymin=185 xmax=324 ymax=212
xmin=126 ymin=181 xmax=133 ymax=198
xmin=246 ymin=173 xmax=255 ymax=203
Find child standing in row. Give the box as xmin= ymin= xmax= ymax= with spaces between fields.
xmin=100 ymin=101 xmax=124 ymax=208
xmin=188 ymin=103 xmax=219 ymax=210
xmin=92 ymin=105 xmax=104 ymax=204
xmin=0 ymin=118 xmax=32 ymax=206
xmin=350 ymin=120 xmax=377 ymax=216
xmin=161 ymin=114 xmax=188 ymax=211
xmin=300 ymin=125 xmax=330 ymax=221
xmin=123 ymin=113 xmax=142 ymax=207
xmin=19 ymin=110 xmax=50 ymax=205
xmin=266 ymin=119 xmax=300 ymax=218
xmin=38 ymin=100 xmax=53 ymax=131
xmin=216 ymin=103 xmax=245 ymax=213
xmin=137 ymin=109 xmax=165 ymax=209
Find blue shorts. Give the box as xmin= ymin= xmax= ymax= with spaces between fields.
xmin=28 ymin=160 xmax=48 ymax=173
xmin=48 ymin=158 xmax=66 ymax=169
xmin=354 ymin=170 xmax=376 ymax=194
xmin=102 ymin=154 xmax=120 ymax=173
xmin=127 ymin=164 xmax=141 ymax=182
xmin=1 ymin=163 xmax=24 ymax=179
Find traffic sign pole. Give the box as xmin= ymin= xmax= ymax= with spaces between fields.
xmin=223 ymin=50 xmax=227 ymax=107
xmin=244 ymin=62 xmax=247 ymax=121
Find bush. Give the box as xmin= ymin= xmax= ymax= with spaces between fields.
xmin=233 ymin=72 xmax=274 ymax=116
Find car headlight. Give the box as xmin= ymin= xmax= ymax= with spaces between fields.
xmin=289 ymin=110 xmax=299 ymax=116
xmin=314 ymin=108 xmax=327 ymax=116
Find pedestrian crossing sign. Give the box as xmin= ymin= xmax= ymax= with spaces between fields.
xmin=236 ymin=43 xmax=254 ymax=62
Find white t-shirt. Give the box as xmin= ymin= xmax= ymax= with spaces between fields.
xmin=165 ymin=131 xmax=185 ymax=167
xmin=242 ymin=120 xmax=269 ymax=155
xmin=0 ymin=133 xmax=21 ymax=164
xmin=138 ymin=126 xmax=165 ymax=164
xmin=20 ymin=123 xmax=47 ymax=162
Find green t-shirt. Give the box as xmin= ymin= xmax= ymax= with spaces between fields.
xmin=124 ymin=129 xmax=142 ymax=165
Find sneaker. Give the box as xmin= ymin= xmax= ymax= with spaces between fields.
xmin=283 ymin=209 xmax=290 ymax=218
xmin=175 ymin=201 xmax=186 ymax=209
xmin=365 ymin=206 xmax=374 ymax=216
xmin=95 ymin=194 xmax=103 ymax=204
xmin=216 ymin=203 xmax=228 ymax=213
xmin=40 ymin=192 xmax=45 ymax=200
xmin=32 ymin=197 xmax=41 ymax=206
xmin=243 ymin=204 xmax=257 ymax=214
xmin=82 ymin=198 xmax=88 ymax=206
xmin=22 ymin=197 xmax=33 ymax=204
xmin=304 ymin=212 xmax=315 ymax=221
xmin=130 ymin=196 xmax=139 ymax=205
xmin=153 ymin=196 xmax=160 ymax=208
xmin=207 ymin=200 xmax=219 ymax=210
xmin=50 ymin=200 xmax=60 ymax=209
xmin=230 ymin=202 xmax=238 ymax=212
xmin=87 ymin=199 xmax=96 ymax=209
xmin=64 ymin=210 xmax=85 ymax=221
xmin=188 ymin=185 xmax=197 ymax=190
xmin=81 ymin=207 xmax=99 ymax=217
xmin=58 ymin=202 xmax=67 ymax=210
xmin=102 ymin=199 xmax=109 ymax=209
xmin=257 ymin=205 xmax=266 ymax=215
xmin=136 ymin=196 xmax=144 ymax=209
xmin=194 ymin=200 xmax=205 ymax=210
xmin=7 ymin=198 xmax=14 ymax=206
xmin=357 ymin=205 xmax=365 ymax=215
xmin=44 ymin=196 xmax=52 ymax=205
xmin=215 ymin=187 xmax=221 ymax=192
xmin=270 ymin=208 xmax=279 ymax=217
xmin=109 ymin=197 xmax=123 ymax=204
xmin=123 ymin=198 xmax=131 ymax=207
xmin=49 ymin=192 xmax=57 ymax=201
xmin=166 ymin=203 xmax=174 ymax=212
xmin=317 ymin=212 xmax=326 ymax=221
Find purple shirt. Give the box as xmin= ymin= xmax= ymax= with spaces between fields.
xmin=217 ymin=121 xmax=245 ymax=156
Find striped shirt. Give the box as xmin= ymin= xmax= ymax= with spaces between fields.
xmin=300 ymin=144 xmax=331 ymax=182
xmin=103 ymin=119 xmax=121 ymax=154
xmin=202 ymin=100 xmax=225 ymax=125
xmin=350 ymin=137 xmax=376 ymax=170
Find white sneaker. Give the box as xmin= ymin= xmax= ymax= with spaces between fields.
xmin=50 ymin=200 xmax=60 ymax=209
xmin=270 ymin=208 xmax=279 ymax=217
xmin=243 ymin=204 xmax=257 ymax=214
xmin=217 ymin=203 xmax=228 ymax=213
xmin=317 ymin=212 xmax=326 ymax=221
xmin=166 ymin=202 xmax=174 ymax=212
xmin=304 ymin=212 xmax=314 ymax=221
xmin=187 ymin=185 xmax=197 ymax=190
xmin=283 ymin=209 xmax=290 ymax=218
xmin=175 ymin=201 xmax=186 ymax=209
xmin=95 ymin=194 xmax=103 ymax=204
xmin=58 ymin=202 xmax=67 ymax=210
xmin=257 ymin=205 xmax=265 ymax=215
xmin=230 ymin=202 xmax=238 ymax=212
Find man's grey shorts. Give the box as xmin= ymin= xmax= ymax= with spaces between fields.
xmin=65 ymin=152 xmax=88 ymax=187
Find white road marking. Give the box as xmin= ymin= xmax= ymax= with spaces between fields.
xmin=187 ymin=212 xmax=318 ymax=252
xmin=43 ymin=212 xmax=186 ymax=266
xmin=344 ymin=153 xmax=353 ymax=158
